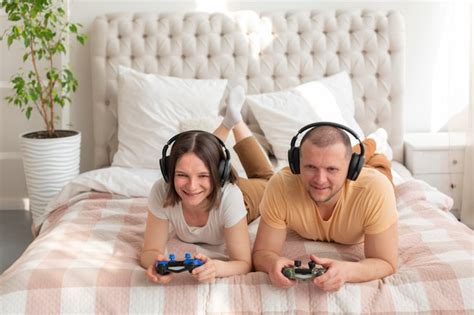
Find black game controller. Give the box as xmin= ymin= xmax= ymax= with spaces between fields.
xmin=155 ymin=252 xmax=205 ymax=275
xmin=282 ymin=260 xmax=327 ymax=281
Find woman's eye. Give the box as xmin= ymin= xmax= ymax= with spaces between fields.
xmin=176 ymin=173 xmax=187 ymax=177
xmin=199 ymin=174 xmax=210 ymax=178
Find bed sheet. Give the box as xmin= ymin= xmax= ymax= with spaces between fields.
xmin=1 ymin=167 xmax=472 ymax=314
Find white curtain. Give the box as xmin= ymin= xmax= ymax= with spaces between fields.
xmin=460 ymin=8 xmax=474 ymax=228
xmin=435 ymin=2 xmax=473 ymax=227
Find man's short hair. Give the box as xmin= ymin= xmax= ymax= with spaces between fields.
xmin=300 ymin=125 xmax=352 ymax=159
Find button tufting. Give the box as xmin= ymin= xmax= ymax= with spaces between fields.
xmin=375 ymin=73 xmax=380 ymax=78
xmin=207 ymin=54 xmax=211 ymax=59
xmin=105 ymin=100 xmax=110 ymax=106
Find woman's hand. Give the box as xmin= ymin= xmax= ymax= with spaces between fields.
xmin=190 ymin=253 xmax=217 ymax=283
xmin=145 ymin=254 xmax=174 ymax=285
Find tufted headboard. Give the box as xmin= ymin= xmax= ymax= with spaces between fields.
xmin=90 ymin=9 xmax=405 ymax=168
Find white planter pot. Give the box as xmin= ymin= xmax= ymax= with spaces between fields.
xmin=20 ymin=130 xmax=81 ymax=222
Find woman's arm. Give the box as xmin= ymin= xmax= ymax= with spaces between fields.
xmin=219 ymin=217 xmax=252 ymax=276
xmin=192 ymin=217 xmax=251 ymax=282
xmin=140 ymin=210 xmax=169 ymax=269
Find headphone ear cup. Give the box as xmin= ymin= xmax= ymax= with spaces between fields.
xmin=347 ymin=153 xmax=365 ymax=181
xmin=288 ymin=147 xmax=300 ymax=174
xmin=160 ymin=156 xmax=171 ymax=183
xmin=218 ymin=160 xmax=232 ymax=187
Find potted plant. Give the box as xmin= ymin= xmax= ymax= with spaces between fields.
xmin=1 ymin=0 xmax=87 ymax=222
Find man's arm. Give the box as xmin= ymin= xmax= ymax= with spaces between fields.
xmin=252 ymin=219 xmax=295 ymax=288
xmin=312 ymin=221 xmax=398 ymax=291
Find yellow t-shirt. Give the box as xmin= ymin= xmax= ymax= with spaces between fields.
xmin=260 ymin=167 xmax=398 ymax=244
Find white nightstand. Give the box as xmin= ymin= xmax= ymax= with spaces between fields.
xmin=404 ymin=132 xmax=466 ymax=218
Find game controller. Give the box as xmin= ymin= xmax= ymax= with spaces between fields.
xmin=155 ymin=252 xmax=205 ymax=275
xmin=282 ymin=260 xmax=327 ymax=281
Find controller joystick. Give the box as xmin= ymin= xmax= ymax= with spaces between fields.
xmin=155 ymin=252 xmax=205 ymax=275
xmin=282 ymin=260 xmax=326 ymax=281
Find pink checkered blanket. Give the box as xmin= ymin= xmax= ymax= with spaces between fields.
xmin=1 ymin=179 xmax=473 ymax=314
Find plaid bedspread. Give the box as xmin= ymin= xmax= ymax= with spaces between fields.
xmin=1 ymin=179 xmax=473 ymax=314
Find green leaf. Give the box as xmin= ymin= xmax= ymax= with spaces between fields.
xmin=76 ymin=34 xmax=86 ymax=45
xmin=25 ymin=107 xmax=33 ymax=119
xmin=69 ymin=24 xmax=77 ymax=33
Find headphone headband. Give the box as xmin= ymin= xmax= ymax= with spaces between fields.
xmin=290 ymin=121 xmax=364 ymax=156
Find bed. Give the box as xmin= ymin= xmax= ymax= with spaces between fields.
xmin=1 ymin=9 xmax=473 ymax=314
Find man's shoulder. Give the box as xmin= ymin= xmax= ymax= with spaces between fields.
xmin=352 ymin=167 xmax=394 ymax=194
xmin=269 ymin=166 xmax=300 ymax=186
xmin=358 ymin=167 xmax=390 ymax=182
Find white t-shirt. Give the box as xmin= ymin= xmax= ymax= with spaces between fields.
xmin=148 ymin=179 xmax=247 ymax=246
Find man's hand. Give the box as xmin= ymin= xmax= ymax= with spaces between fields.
xmin=145 ymin=254 xmax=174 ymax=285
xmin=191 ymin=253 xmax=217 ymax=283
xmin=310 ymin=254 xmax=349 ymax=292
xmin=268 ymin=256 xmax=297 ymax=288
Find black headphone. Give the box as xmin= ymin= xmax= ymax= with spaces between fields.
xmin=287 ymin=122 xmax=365 ymax=180
xmin=159 ymin=130 xmax=232 ymax=187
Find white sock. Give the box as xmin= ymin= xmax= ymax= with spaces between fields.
xmin=222 ymin=86 xmax=245 ymax=129
xmin=367 ymin=128 xmax=393 ymax=160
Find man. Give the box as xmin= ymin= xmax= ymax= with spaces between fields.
xmin=252 ymin=123 xmax=398 ymax=292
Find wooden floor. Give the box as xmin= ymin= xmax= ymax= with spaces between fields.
xmin=0 ymin=210 xmax=33 ymax=274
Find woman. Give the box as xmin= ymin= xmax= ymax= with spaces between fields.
xmin=140 ymin=130 xmax=252 ymax=283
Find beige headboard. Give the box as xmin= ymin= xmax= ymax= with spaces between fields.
xmin=90 ymin=9 xmax=405 ymax=168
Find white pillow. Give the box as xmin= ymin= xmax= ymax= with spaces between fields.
xmin=247 ymin=79 xmax=363 ymax=161
xmin=317 ymin=71 xmax=363 ymax=138
xmin=113 ymin=66 xmax=227 ymax=169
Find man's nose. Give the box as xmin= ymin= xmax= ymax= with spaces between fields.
xmin=313 ymin=170 xmax=326 ymax=183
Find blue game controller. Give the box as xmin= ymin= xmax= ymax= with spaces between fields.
xmin=155 ymin=252 xmax=205 ymax=275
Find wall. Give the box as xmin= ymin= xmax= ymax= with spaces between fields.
xmin=0 ymin=0 xmax=471 ymax=210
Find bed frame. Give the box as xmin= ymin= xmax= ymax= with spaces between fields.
xmin=90 ymin=9 xmax=405 ymax=168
